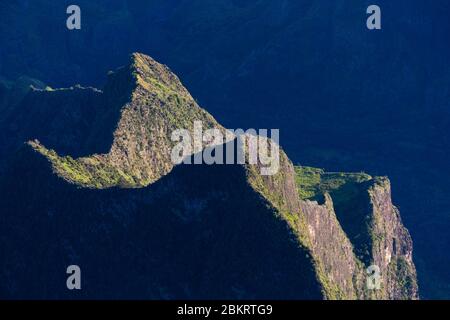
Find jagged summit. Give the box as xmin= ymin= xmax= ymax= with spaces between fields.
xmin=102 ymin=53 xmax=193 ymax=106
xmin=0 ymin=53 xmax=417 ymax=299
xmin=130 ymin=52 xmax=193 ymax=99
xmin=29 ymin=53 xmax=223 ymax=188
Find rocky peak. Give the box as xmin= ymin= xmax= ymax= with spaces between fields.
xmin=130 ymin=52 xmax=192 ymax=100
xmin=29 ymin=53 xmax=224 ymax=188
xmin=0 ymin=54 xmax=418 ymax=299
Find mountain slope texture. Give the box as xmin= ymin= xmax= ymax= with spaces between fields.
xmin=0 ymin=53 xmax=417 ymax=299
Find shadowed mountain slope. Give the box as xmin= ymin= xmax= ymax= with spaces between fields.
xmin=0 ymin=53 xmax=417 ymax=299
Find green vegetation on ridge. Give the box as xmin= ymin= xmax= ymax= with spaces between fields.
xmin=26 ymin=53 xmax=223 ymax=189
xmin=295 ymin=166 xmax=372 ymax=201
xmin=29 ymin=140 xmax=138 ymax=188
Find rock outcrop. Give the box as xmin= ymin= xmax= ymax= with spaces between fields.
xmin=0 ymin=53 xmax=418 ymax=299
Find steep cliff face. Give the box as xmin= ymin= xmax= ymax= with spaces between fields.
xmin=0 ymin=1 xmax=448 ymax=298
xmin=245 ymin=153 xmax=417 ymax=299
xmin=0 ymin=145 xmax=323 ymax=299
xmin=0 ymin=53 xmax=418 ymax=299
xmin=293 ymin=167 xmax=418 ymax=299
xmin=300 ymin=194 xmax=362 ymax=299
xmin=14 ymin=54 xmax=224 ymax=188
xmin=104 ymin=53 xmax=224 ymax=186
xmin=368 ymin=178 xmax=417 ymax=299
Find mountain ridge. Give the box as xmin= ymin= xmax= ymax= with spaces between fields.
xmin=25 ymin=53 xmax=224 ymax=188
xmin=0 ymin=53 xmax=418 ymax=299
